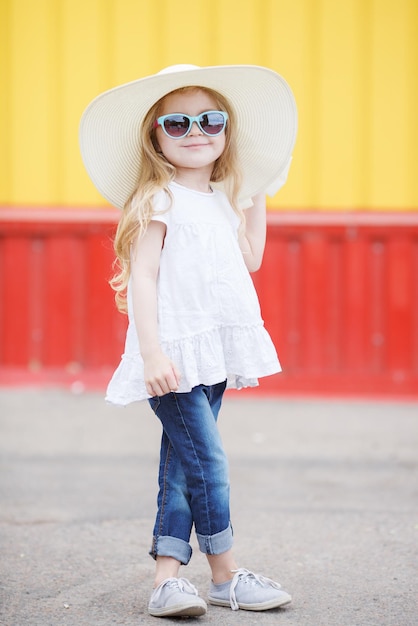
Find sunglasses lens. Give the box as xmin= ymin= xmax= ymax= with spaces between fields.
xmin=158 ymin=111 xmax=227 ymax=138
xmin=163 ymin=115 xmax=190 ymax=137
xmin=200 ymin=112 xmax=226 ymax=135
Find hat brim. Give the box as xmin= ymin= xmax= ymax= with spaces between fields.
xmin=79 ymin=65 xmax=297 ymax=209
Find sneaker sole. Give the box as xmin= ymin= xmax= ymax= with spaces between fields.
xmin=148 ymin=602 xmax=207 ymax=617
xmin=208 ymin=594 xmax=292 ymax=611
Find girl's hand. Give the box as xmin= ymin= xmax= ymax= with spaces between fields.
xmin=144 ymin=351 xmax=181 ymax=397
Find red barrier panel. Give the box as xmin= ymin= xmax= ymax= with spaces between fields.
xmin=0 ymin=208 xmax=417 ymax=397
xmin=255 ymin=213 xmax=418 ymax=396
xmin=0 ymin=209 xmax=126 ymax=386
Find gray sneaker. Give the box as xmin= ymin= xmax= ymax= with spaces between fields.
xmin=148 ymin=577 xmax=207 ymax=617
xmin=208 ymin=568 xmax=292 ymax=611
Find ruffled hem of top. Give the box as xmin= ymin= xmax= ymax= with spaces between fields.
xmin=105 ymin=324 xmax=281 ymax=406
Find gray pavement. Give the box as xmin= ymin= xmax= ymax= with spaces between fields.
xmin=0 ymin=388 xmax=417 ymax=625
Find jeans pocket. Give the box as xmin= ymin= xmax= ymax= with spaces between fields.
xmin=148 ymin=396 xmax=161 ymax=413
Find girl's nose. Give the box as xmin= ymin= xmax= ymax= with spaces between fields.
xmin=188 ymin=121 xmax=202 ymax=135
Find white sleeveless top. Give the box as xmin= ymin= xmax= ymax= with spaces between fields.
xmin=106 ymin=181 xmax=281 ymax=405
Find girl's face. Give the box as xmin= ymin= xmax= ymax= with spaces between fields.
xmin=155 ymin=89 xmax=226 ymax=182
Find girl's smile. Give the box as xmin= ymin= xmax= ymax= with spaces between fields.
xmin=182 ymin=142 xmax=211 ymax=149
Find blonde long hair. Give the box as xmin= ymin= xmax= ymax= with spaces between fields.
xmin=110 ymin=86 xmax=244 ymax=313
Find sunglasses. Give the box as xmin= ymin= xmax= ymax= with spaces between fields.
xmin=154 ymin=110 xmax=228 ymax=139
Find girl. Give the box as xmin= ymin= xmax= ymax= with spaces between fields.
xmin=80 ymin=64 xmax=297 ymax=618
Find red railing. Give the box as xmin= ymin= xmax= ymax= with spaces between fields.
xmin=1 ymin=207 xmax=417 ymax=397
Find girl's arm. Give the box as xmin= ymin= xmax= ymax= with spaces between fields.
xmin=131 ymin=220 xmax=181 ymax=396
xmin=238 ymin=192 xmax=267 ymax=272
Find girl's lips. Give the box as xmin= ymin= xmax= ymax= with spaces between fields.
xmin=182 ymin=142 xmax=209 ymax=148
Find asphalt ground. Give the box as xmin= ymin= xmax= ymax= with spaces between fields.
xmin=0 ymin=388 xmax=417 ymax=625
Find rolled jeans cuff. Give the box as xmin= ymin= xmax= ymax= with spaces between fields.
xmin=196 ymin=523 xmax=233 ymax=555
xmin=149 ymin=535 xmax=193 ymax=565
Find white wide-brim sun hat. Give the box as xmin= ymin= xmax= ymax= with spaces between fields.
xmin=79 ymin=64 xmax=297 ymax=209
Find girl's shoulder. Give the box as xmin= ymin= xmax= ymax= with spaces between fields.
xmin=150 ymin=187 xmax=172 ymax=225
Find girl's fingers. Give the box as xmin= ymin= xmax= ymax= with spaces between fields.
xmin=167 ymin=367 xmax=180 ymax=392
xmin=145 ymin=359 xmax=181 ymax=396
xmin=172 ymin=364 xmax=181 ymax=387
xmin=147 ymin=376 xmax=175 ymax=397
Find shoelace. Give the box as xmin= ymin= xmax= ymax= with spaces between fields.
xmin=229 ymin=568 xmax=283 ymax=611
xmin=152 ymin=577 xmax=199 ymax=604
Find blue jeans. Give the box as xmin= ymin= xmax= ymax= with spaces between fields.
xmin=148 ymin=380 xmax=232 ymax=565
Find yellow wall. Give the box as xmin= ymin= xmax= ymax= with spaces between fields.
xmin=1 ymin=0 xmax=417 ymax=210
